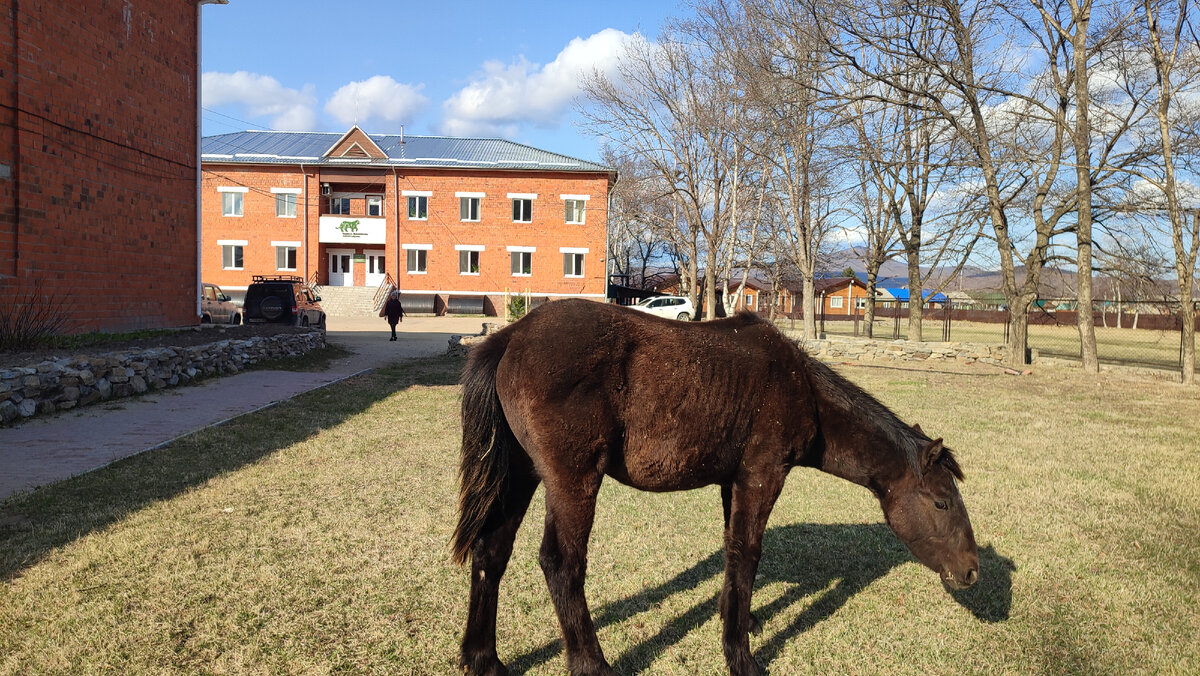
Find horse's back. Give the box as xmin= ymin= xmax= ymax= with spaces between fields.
xmin=491 ymin=300 xmax=818 ymax=491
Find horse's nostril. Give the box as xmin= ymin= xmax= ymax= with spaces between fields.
xmin=965 ymin=568 xmax=978 ymax=586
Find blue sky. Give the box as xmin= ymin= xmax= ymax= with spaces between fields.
xmin=200 ymin=1 xmax=680 ymax=162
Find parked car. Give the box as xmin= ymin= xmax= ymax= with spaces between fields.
xmin=242 ymin=275 xmax=326 ymax=329
xmin=630 ymin=295 xmax=694 ymax=321
xmin=200 ymin=283 xmax=241 ymax=325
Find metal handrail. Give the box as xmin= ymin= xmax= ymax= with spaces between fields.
xmin=307 ymin=271 xmax=322 ymax=296
xmin=372 ymin=273 xmax=397 ymax=311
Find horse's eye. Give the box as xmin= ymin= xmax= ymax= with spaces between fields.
xmin=934 ymin=500 xmax=949 ymax=511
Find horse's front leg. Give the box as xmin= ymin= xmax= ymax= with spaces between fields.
xmin=719 ymin=483 xmax=762 ymax=636
xmin=720 ymin=473 xmax=784 ymax=676
xmin=539 ymin=474 xmax=613 ymax=676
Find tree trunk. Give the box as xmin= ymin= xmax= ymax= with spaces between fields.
xmin=1071 ymin=4 xmax=1099 ymax=372
xmin=803 ymin=278 xmax=817 ymax=338
xmin=1007 ymin=299 xmax=1033 ymax=367
xmin=1182 ymin=295 xmax=1196 ymax=386
xmin=906 ymin=249 xmax=923 ymax=341
xmin=864 ymin=267 xmax=879 ymax=338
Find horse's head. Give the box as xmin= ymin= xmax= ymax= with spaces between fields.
xmin=878 ymin=431 xmax=978 ymax=590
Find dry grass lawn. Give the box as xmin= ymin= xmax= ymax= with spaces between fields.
xmin=2 ymin=355 xmax=1198 ymax=674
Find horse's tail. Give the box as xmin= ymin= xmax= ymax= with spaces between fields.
xmin=451 ymin=329 xmax=517 ymax=566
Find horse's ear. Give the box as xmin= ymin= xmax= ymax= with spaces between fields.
xmin=912 ymin=423 xmax=924 ymax=435
xmin=923 ymin=438 xmax=944 ymax=467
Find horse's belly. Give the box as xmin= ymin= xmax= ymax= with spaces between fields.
xmin=607 ymin=444 xmax=734 ymax=492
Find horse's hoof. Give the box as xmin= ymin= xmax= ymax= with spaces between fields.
xmin=459 ymin=653 xmax=509 ymax=676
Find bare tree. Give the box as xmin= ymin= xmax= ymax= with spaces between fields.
xmin=1138 ymin=0 xmax=1200 ymax=383
xmin=603 ymin=149 xmax=674 ymax=289
xmin=581 ymin=24 xmax=750 ymax=320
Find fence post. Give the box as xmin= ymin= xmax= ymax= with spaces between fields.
xmin=819 ymin=293 xmax=826 ymax=335
xmin=943 ymin=302 xmax=951 ymax=341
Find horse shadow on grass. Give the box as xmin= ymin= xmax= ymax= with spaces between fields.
xmin=0 ymin=355 xmax=463 ymax=581
xmin=508 ymin=522 xmax=1015 ymax=674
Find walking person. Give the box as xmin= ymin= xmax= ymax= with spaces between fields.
xmin=380 ymin=291 xmax=405 ymax=341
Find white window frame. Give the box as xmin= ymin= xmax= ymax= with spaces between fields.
xmin=508 ymin=245 xmax=535 ymax=277
xmin=457 ymin=192 xmax=484 ymax=222
xmin=456 ymin=244 xmax=484 ymax=276
xmin=560 ymin=246 xmax=587 ymax=278
xmin=561 ymin=194 xmax=590 ymax=224
xmin=508 ymin=193 xmax=536 ymax=223
xmin=329 ymin=196 xmax=351 ymax=215
xmin=403 ymin=243 xmax=432 ymax=275
xmin=404 ymin=191 xmax=431 ymax=221
xmin=218 ymin=239 xmax=247 ymax=270
xmin=366 ymin=194 xmax=384 ymax=217
xmin=830 ymin=295 xmax=844 ymax=309
xmin=272 ymin=240 xmax=300 ymax=271
xmin=218 ymin=186 xmax=247 ymax=217
xmin=271 ymin=187 xmax=300 ymax=218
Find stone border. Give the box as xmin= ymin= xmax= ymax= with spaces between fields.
xmin=791 ymin=333 xmax=1010 ymax=365
xmin=0 ymin=331 xmax=326 ymax=424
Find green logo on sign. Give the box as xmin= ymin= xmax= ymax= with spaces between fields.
xmin=338 ymin=219 xmax=360 ymax=233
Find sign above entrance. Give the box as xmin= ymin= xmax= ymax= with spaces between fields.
xmin=318 ymin=215 xmax=386 ymax=244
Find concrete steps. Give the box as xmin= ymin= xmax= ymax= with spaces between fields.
xmin=316 ymin=285 xmax=383 ymax=317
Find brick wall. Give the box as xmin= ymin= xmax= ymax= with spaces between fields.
xmin=201 ymin=164 xmax=610 ymax=313
xmin=0 ymin=1 xmax=199 ymax=332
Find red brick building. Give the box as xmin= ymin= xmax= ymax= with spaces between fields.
xmin=201 ymin=127 xmax=614 ymax=315
xmin=1 ymin=1 xmax=220 ymax=332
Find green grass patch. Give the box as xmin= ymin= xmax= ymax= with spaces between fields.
xmin=1 ymin=357 xmax=1197 ymax=674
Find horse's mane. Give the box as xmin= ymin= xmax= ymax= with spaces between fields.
xmin=801 ymin=350 xmax=963 ymax=480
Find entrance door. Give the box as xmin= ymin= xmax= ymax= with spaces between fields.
xmin=364 ymin=250 xmax=386 ymax=287
xmin=328 ymin=249 xmax=354 ymax=286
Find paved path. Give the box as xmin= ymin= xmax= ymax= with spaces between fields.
xmin=0 ymin=316 xmax=487 ymax=501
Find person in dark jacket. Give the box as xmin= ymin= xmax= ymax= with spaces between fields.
xmin=380 ymin=291 xmax=405 ymax=341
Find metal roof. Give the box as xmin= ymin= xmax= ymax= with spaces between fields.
xmin=201 ymin=129 xmax=613 ymax=174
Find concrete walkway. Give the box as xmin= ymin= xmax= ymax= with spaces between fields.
xmin=0 ymin=315 xmax=487 ymax=501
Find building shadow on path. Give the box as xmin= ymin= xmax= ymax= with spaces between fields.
xmin=508 ymin=522 xmax=1015 ymax=674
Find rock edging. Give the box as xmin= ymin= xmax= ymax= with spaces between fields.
xmin=447 ymin=322 xmax=507 ymax=357
xmin=795 ymin=334 xmax=1010 ymax=365
xmin=0 ymin=331 xmax=326 ymax=424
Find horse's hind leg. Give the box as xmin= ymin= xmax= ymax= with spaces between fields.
xmin=460 ymin=465 xmax=539 ymax=676
xmin=539 ymin=475 xmax=613 ymax=676
xmin=719 ymin=483 xmax=761 ymax=636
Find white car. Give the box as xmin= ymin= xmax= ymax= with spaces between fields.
xmin=630 ymin=295 xmax=694 ymax=321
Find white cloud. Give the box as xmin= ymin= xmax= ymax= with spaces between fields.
xmin=202 ymin=71 xmax=318 ymax=131
xmin=441 ymin=28 xmax=636 ymax=137
xmin=324 ymin=76 xmax=429 ymax=130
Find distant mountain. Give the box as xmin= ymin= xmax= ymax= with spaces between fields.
xmin=818 ymin=247 xmax=1075 ymax=295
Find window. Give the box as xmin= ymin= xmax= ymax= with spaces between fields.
xmin=275 ymin=245 xmax=297 ymax=271
xmin=460 ymin=196 xmax=481 ymax=221
xmin=856 ymin=297 xmax=866 ymax=309
xmin=564 ymin=199 xmax=586 ymax=224
xmin=407 ymin=249 xmax=427 ymax=274
xmin=329 ymin=197 xmax=350 ymax=214
xmin=512 ymin=198 xmax=532 ymax=222
xmin=511 ymin=251 xmax=532 ymax=276
xmin=563 ymin=252 xmax=584 ymax=277
xmin=746 ymin=295 xmax=755 ymax=309
xmin=407 ymin=196 xmax=428 ymax=220
xmin=221 ymin=244 xmax=243 ymax=270
xmin=274 ymin=193 xmax=297 ymax=218
xmin=459 ymin=250 xmax=480 ymax=275
xmin=830 ymin=296 xmax=844 ymax=309
xmin=367 ymin=195 xmax=383 ymax=217
xmin=222 ymin=192 xmax=243 ymax=217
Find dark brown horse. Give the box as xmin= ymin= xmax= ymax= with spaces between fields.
xmin=451 ymin=299 xmax=977 ymax=676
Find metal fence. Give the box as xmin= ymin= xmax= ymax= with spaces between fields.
xmin=771 ymin=299 xmax=1198 ymax=374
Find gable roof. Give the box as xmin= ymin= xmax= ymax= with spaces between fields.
xmin=202 ymin=129 xmax=613 ymax=174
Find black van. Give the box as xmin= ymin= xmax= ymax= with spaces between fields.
xmin=242 ymin=275 xmax=327 ymax=329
